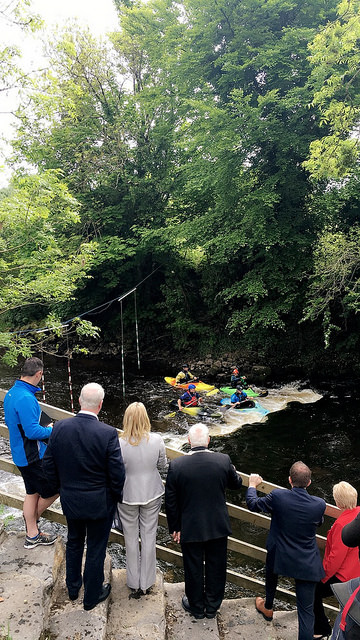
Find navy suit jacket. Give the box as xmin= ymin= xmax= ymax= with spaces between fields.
xmin=43 ymin=412 xmax=125 ymax=520
xmin=165 ymin=447 xmax=242 ymax=543
xmin=246 ymin=486 xmax=326 ymax=581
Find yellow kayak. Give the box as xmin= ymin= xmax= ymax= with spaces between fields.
xmin=164 ymin=377 xmax=215 ymax=391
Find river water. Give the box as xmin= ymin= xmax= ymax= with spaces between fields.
xmin=0 ymin=357 xmax=359 ymax=598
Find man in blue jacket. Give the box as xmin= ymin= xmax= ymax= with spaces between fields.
xmin=43 ymin=382 xmax=125 ymax=610
xmin=177 ymin=384 xmax=202 ymax=410
xmin=230 ymin=387 xmax=248 ymax=408
xmin=246 ymin=461 xmax=326 ymax=640
xmin=4 ymin=357 xmax=58 ymax=549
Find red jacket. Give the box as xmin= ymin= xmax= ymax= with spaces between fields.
xmin=322 ymin=506 xmax=360 ymax=583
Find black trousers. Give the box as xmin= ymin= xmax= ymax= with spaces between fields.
xmin=313 ymin=575 xmax=341 ymax=635
xmin=265 ymin=550 xmax=317 ymax=640
xmin=181 ymin=536 xmax=227 ymax=616
xmin=66 ymin=508 xmax=114 ymax=607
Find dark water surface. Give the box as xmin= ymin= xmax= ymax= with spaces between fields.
xmin=0 ymin=357 xmax=359 ymax=598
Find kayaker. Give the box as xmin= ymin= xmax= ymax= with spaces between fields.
xmin=230 ymin=387 xmax=248 ymax=408
xmin=178 ymin=384 xmax=202 ymax=411
xmin=175 ymin=364 xmax=198 ymax=385
xmin=231 ymin=368 xmax=241 ymax=386
xmin=231 ymin=369 xmax=250 ymax=390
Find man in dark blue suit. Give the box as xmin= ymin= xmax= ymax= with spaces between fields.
xmin=246 ymin=461 xmax=326 ymax=640
xmin=43 ymin=382 xmax=125 ymax=610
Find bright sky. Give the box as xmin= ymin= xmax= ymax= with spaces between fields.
xmin=31 ymin=0 xmax=118 ymax=36
xmin=0 ymin=0 xmax=119 ymax=186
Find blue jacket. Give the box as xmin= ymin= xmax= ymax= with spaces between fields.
xmin=4 ymin=379 xmax=52 ymax=467
xmin=246 ymin=486 xmax=326 ymax=581
xmin=230 ymin=391 xmax=247 ymax=403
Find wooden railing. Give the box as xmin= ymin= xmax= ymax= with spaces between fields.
xmin=0 ymin=389 xmax=339 ymax=611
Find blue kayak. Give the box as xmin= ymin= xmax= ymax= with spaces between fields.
xmin=220 ymin=398 xmax=269 ymax=415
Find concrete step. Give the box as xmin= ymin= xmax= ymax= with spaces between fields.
xmin=106 ymin=568 xmax=166 ymax=640
xmin=45 ymin=552 xmax=112 ymax=640
xmin=219 ymin=597 xmax=298 ymax=640
xmin=0 ymin=529 xmax=64 ymax=640
xmin=0 ymin=529 xmax=300 ymax=640
xmin=164 ymin=582 xmax=220 ymax=640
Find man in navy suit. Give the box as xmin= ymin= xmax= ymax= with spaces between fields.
xmin=165 ymin=423 xmax=243 ymax=619
xmin=43 ymin=382 xmax=125 ymax=610
xmin=246 ymin=461 xmax=326 ymax=640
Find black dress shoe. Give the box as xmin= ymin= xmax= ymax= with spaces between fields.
xmin=68 ymin=591 xmax=79 ymax=601
xmin=181 ymin=595 xmax=205 ymax=619
xmin=205 ymin=611 xmax=217 ymax=619
xmin=84 ymin=583 xmax=111 ymax=611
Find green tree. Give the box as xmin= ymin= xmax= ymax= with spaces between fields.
xmin=305 ymin=0 xmax=360 ymax=180
xmin=6 ymin=0 xmax=359 ymax=372
xmin=0 ymin=170 xmax=98 ymax=364
xmin=0 ymin=0 xmax=42 ymax=94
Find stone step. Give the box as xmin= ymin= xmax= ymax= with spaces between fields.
xmin=164 ymin=582 xmax=220 ymax=640
xmin=0 ymin=530 xmax=64 ymax=640
xmin=163 ymin=585 xmax=299 ymax=640
xmin=0 ymin=529 xmax=301 ymax=640
xmin=45 ymin=552 xmax=112 ymax=640
xmin=218 ymin=597 xmax=298 ymax=640
xmin=106 ymin=568 xmax=166 ymax=640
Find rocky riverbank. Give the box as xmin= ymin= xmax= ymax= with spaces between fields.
xmin=82 ymin=342 xmax=278 ymax=385
xmin=82 ymin=334 xmax=360 ymax=388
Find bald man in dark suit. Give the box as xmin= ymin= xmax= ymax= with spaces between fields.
xmin=165 ymin=422 xmax=243 ymax=619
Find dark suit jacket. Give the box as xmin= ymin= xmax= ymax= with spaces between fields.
xmin=42 ymin=412 xmax=125 ymax=520
xmin=246 ymin=486 xmax=326 ymax=581
xmin=165 ymin=447 xmax=242 ymax=543
xmin=342 ymin=513 xmax=360 ymax=549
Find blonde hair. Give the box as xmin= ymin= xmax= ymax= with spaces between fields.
xmin=122 ymin=402 xmax=151 ymax=446
xmin=333 ymin=481 xmax=358 ymax=510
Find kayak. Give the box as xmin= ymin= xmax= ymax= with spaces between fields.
xmin=220 ymin=398 xmax=256 ymax=409
xmin=220 ymin=398 xmax=269 ymax=415
xmin=220 ymin=386 xmax=268 ymax=398
xmin=165 ymin=404 xmax=222 ymax=419
xmin=165 ymin=377 xmax=215 ymax=391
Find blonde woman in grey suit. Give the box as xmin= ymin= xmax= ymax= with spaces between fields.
xmin=118 ymin=402 xmax=167 ymax=597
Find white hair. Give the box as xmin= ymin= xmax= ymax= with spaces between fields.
xmin=79 ymin=383 xmax=105 ymax=410
xmin=333 ymin=481 xmax=358 ymax=510
xmin=188 ymin=423 xmax=209 ymax=447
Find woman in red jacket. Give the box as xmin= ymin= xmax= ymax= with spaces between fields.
xmin=313 ymin=481 xmax=360 ymax=639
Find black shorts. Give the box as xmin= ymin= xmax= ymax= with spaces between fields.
xmin=17 ymin=460 xmax=55 ymax=499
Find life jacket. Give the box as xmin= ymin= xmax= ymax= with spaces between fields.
xmin=181 ymin=392 xmax=199 ymax=407
xmin=176 ymin=370 xmax=193 ymax=384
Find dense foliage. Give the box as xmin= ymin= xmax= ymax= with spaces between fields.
xmin=1 ymin=0 xmax=360 ymax=374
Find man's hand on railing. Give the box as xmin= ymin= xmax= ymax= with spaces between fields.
xmin=249 ymin=473 xmax=263 ymax=488
xmin=171 ymin=531 xmax=181 ymax=543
